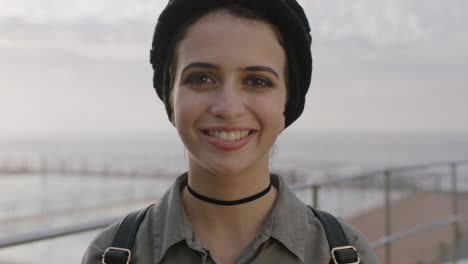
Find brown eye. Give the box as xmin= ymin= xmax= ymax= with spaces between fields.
xmin=184 ymin=73 xmax=215 ymax=85
xmin=246 ymin=76 xmax=273 ymax=87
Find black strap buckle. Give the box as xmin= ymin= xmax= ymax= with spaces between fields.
xmin=102 ymin=247 xmax=132 ymax=264
xmin=331 ymin=245 xmax=360 ymax=264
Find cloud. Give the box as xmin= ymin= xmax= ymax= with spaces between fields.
xmin=0 ymin=18 xmax=154 ymax=60
xmin=300 ymin=0 xmax=467 ymax=47
xmin=0 ymin=0 xmax=163 ymax=23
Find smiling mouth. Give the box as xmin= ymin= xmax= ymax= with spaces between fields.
xmin=201 ymin=130 xmax=256 ymax=141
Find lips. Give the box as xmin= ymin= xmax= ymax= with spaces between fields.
xmin=200 ymin=127 xmax=257 ymax=151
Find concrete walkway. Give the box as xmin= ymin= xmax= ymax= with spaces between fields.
xmin=347 ymin=192 xmax=468 ymax=264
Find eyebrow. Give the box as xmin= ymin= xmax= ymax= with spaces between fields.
xmin=244 ymin=66 xmax=279 ymax=78
xmin=181 ymin=62 xmax=279 ymax=78
xmin=181 ymin=62 xmax=219 ymax=75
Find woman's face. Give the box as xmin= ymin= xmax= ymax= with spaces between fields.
xmin=172 ymin=11 xmax=287 ymax=177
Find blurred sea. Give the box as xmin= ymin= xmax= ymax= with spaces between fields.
xmin=0 ymin=131 xmax=467 ymax=263
xmin=2 ymin=131 xmax=467 ymax=176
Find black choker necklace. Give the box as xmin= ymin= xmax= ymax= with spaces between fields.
xmin=186 ymin=182 xmax=272 ymax=206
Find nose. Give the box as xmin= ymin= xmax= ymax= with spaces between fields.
xmin=209 ymin=82 xmax=245 ymax=120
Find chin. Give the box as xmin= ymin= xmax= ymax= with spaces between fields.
xmin=203 ymin=160 xmax=249 ymax=178
xmin=192 ymin=152 xmax=268 ymax=179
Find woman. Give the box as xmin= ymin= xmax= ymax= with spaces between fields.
xmin=83 ymin=0 xmax=378 ymax=263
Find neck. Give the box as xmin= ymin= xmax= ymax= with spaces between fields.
xmin=186 ymin=159 xmax=272 ymax=202
xmin=182 ymin=179 xmax=277 ymax=264
xmin=186 ymin=181 xmax=272 ymax=206
xmin=182 ymin=180 xmax=277 ymax=253
xmin=182 ymin=160 xmax=277 ymax=239
xmin=181 ymin=160 xmax=278 ymax=264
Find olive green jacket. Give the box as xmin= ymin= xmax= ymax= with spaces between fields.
xmin=82 ymin=173 xmax=378 ymax=263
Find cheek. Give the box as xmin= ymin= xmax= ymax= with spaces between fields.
xmin=172 ymin=88 xmax=186 ymax=127
xmin=274 ymin=107 xmax=286 ymax=133
xmin=272 ymin=89 xmax=287 ymax=131
xmin=173 ymin=96 xmax=198 ymax=148
xmin=173 ymin=90 xmax=206 ymax=129
xmin=252 ymin=95 xmax=286 ymax=133
xmin=173 ymin=97 xmax=192 ymax=128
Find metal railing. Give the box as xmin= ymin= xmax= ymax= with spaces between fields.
xmin=1 ymin=160 xmax=467 ymax=263
xmin=0 ymin=216 xmax=120 ymax=248
xmin=292 ymin=160 xmax=468 ymax=264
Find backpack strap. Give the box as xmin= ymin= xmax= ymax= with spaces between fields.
xmin=308 ymin=206 xmax=360 ymax=264
xmin=101 ymin=203 xmax=358 ymax=264
xmin=102 ymin=204 xmax=154 ymax=264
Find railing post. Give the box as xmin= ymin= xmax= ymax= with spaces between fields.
xmin=451 ymin=163 xmax=459 ymax=264
xmin=384 ymin=170 xmax=392 ymax=264
xmin=435 ymin=173 xmax=442 ymax=192
xmin=312 ymin=185 xmax=319 ymax=208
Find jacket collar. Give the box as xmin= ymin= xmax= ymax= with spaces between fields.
xmin=266 ymin=174 xmax=307 ymax=261
xmin=152 ymin=173 xmax=188 ymax=262
xmin=152 ymin=172 xmax=307 ymax=262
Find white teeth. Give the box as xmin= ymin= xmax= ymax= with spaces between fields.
xmin=220 ymin=131 xmax=227 ymax=140
xmin=207 ymin=130 xmax=252 ymax=141
xmin=227 ymin=132 xmax=234 ymax=141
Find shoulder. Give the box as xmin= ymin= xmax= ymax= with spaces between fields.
xmin=337 ymin=218 xmax=379 ymax=263
xmin=81 ymin=174 xmax=187 ymax=264
xmin=81 ymin=205 xmax=159 ymax=264
xmin=81 ymin=221 xmax=121 ymax=264
xmin=304 ymin=208 xmax=378 ymax=264
xmin=337 ymin=218 xmax=377 ymax=261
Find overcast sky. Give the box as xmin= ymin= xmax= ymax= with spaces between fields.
xmin=1 ymin=0 xmax=467 ymax=138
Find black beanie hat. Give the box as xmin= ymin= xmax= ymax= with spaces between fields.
xmin=150 ymin=0 xmax=312 ymax=128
